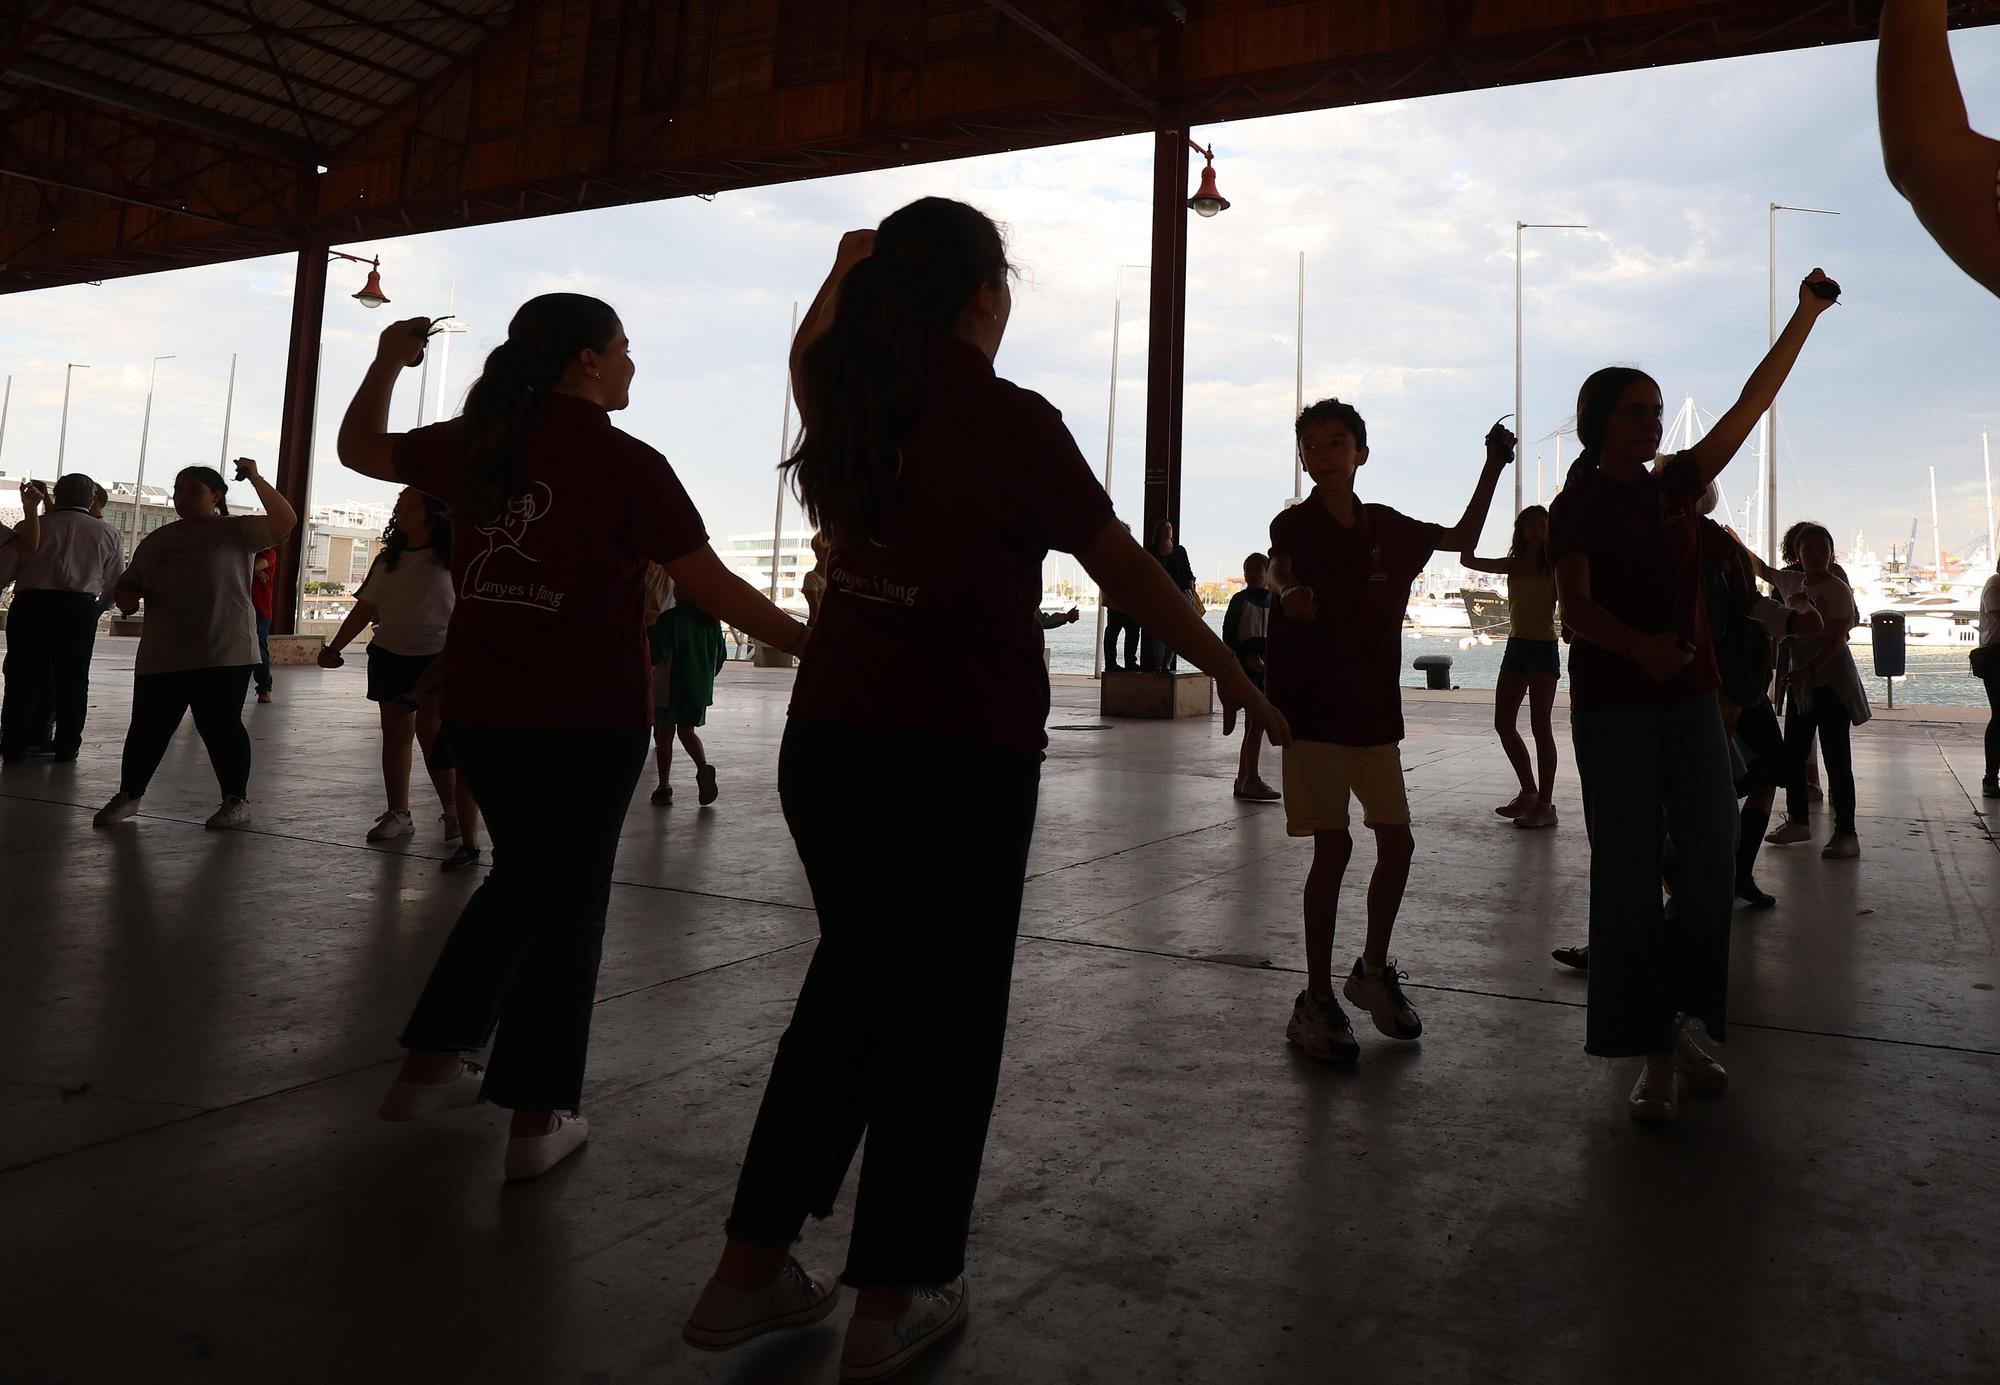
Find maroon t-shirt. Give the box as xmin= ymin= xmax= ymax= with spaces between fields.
xmin=393 ymin=393 xmax=709 ymax=731
xmin=1547 ymin=450 xmax=1718 ymax=711
xmin=1264 ymin=492 xmax=1443 ymax=746
xmin=788 ymin=337 xmax=1115 ymax=755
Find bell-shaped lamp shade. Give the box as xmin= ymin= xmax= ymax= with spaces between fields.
xmin=1188 ymin=158 xmax=1230 ymax=217
xmin=352 ymin=267 xmax=390 ymax=308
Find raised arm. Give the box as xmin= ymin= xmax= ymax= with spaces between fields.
xmin=1077 ymin=519 xmax=1291 ymax=747
xmin=790 ymin=231 xmax=875 ymax=425
xmin=1879 ymin=0 xmax=2000 ymax=297
xmin=339 ymin=317 xmax=431 ymax=482
xmin=1685 ymin=271 xmax=1838 ymax=485
xmin=1554 ymin=552 xmax=1693 ymax=684
xmin=1434 ymin=421 xmax=1516 ymax=552
xmin=1458 ymin=553 xmax=1512 ymax=577
xmin=233 ymin=458 xmax=296 ymax=543
xmin=16 ymin=480 xmax=44 ymax=554
xmin=664 ymin=543 xmax=810 ymax=657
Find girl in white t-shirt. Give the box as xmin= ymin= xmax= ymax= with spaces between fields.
xmin=320 ymin=488 xmax=481 ymax=866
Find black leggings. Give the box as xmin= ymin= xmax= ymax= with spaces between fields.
xmin=1783 ymin=694 xmax=1856 ymax=837
xmin=1104 ymin=610 xmax=1139 ymax=669
xmin=119 ymin=666 xmax=255 ymax=801
xmin=1984 ymin=671 xmax=1998 ymax=780
xmin=726 ymin=716 xmax=1041 ymax=1287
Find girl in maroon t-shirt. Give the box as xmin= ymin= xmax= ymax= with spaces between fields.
xmin=682 ymin=199 xmax=1290 ymax=1376
xmin=1547 ymin=270 xmax=1838 ymax=1125
xmin=337 ymin=294 xmax=808 ymax=1183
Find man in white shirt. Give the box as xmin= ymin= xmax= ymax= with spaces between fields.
xmin=1980 ymin=570 xmax=2000 ymax=798
xmin=2 ymin=473 xmax=124 ymax=764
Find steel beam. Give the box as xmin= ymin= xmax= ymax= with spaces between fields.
xmin=1143 ymin=124 xmax=1187 ymax=550
xmin=271 ymin=243 xmax=327 ymax=636
xmin=979 ymin=0 xmax=1161 ymax=118
xmin=5 ymin=53 xmax=321 ymax=163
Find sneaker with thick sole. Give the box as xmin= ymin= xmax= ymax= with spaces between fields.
xmin=94 ymin=792 xmax=139 ymax=827
xmin=1735 ymin=877 xmax=1777 ymax=909
xmin=256 ymin=690 xmax=273 ymax=704
xmin=1551 ymin=944 xmax=1589 ymax=972
xmin=1285 ymin=989 xmax=1359 ymax=1063
xmin=1674 ymin=1020 xmax=1728 ymax=1094
xmin=367 ymin=809 xmax=414 ymax=842
xmin=205 ymin=797 xmax=252 ymax=830
xmin=1628 ymin=1061 xmax=1678 ymax=1123
xmin=696 ymin=765 xmax=720 ymax=806
xmin=840 ymin=1279 xmax=968 ymax=1384
xmin=1821 ymin=834 xmax=1860 ymax=860
xmin=650 ymin=783 xmax=672 ymax=806
xmin=1343 ymin=957 xmax=1423 ymax=1040
xmin=1765 ymin=818 xmax=1812 ymax=846
xmin=683 ymin=1259 xmax=841 ymax=1352
xmin=1514 ymin=803 xmax=1558 ymax=829
xmin=441 ymin=845 xmax=482 ymax=873
xmin=377 ymin=1059 xmax=487 ymax=1121
xmin=504 ymin=1113 xmax=589 ymax=1181
xmin=1495 ymin=791 xmax=1536 ymax=819
xmin=1233 ymin=777 xmax=1281 ymax=802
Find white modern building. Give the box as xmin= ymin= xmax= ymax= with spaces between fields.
xmin=720 ymin=528 xmax=817 ymax=615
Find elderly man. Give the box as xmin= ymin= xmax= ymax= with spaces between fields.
xmin=1 ymin=472 xmax=123 ymax=764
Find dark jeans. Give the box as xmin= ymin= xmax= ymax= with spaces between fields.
xmin=1 ymin=590 xmax=99 ymax=758
xmin=1104 ymin=610 xmax=1139 ymax=670
xmin=1783 ymin=693 xmax=1856 ymax=836
xmin=399 ymin=724 xmax=649 ymax=1112
xmin=726 ymin=717 xmax=1041 ymax=1287
xmin=1571 ymin=692 xmax=1736 ymax=1057
xmin=1983 ymin=670 xmax=1998 ymax=780
xmin=119 ymin=666 xmax=255 ymax=800
xmin=253 ymin=616 xmax=274 ymax=695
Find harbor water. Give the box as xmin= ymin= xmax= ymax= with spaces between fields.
xmin=1042 ymin=612 xmax=1996 ymax=710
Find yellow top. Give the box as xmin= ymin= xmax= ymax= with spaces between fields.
xmin=1508 ymin=567 xmax=1558 ymax=641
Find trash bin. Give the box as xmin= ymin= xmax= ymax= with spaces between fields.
xmin=1869 ymin=611 xmax=1906 ymax=679
xmin=1412 ymin=654 xmax=1453 ymax=690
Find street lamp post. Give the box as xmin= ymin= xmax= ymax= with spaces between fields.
xmin=1094 ymin=263 xmax=1149 ymax=680
xmin=1765 ymin=203 xmax=1840 ymax=565
xmin=1514 ymin=221 xmax=1588 ymax=515
xmin=130 ymin=354 xmax=175 ymax=553
xmin=55 ymin=362 xmax=89 ymax=477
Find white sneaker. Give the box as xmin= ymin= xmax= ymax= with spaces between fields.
xmin=1514 ymin=802 xmax=1558 ymax=829
xmin=93 ymin=792 xmax=139 ymax=827
xmin=1342 ymin=957 xmax=1423 ymax=1040
xmin=205 ymin=797 xmax=252 ymax=829
xmin=1495 ymin=790 xmax=1536 ymax=819
xmin=840 ymin=1279 xmax=969 ymax=1383
xmin=1629 ymin=1060 xmax=1678 ymax=1123
xmin=1285 ymin=989 xmax=1359 ymax=1063
xmin=376 ymin=1059 xmax=488 ymax=1121
xmin=683 ymin=1259 xmax=842 ymax=1351
xmin=503 ymin=1113 xmax=589 ymax=1181
xmin=367 ymin=809 xmax=414 ymax=842
xmin=1674 ymin=1020 xmax=1728 ymax=1094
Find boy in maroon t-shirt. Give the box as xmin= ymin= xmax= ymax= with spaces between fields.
xmin=1267 ymin=399 xmax=1513 ymax=1061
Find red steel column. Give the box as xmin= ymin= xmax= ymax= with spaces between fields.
xmin=270 ymin=244 xmax=327 ymax=636
xmin=1143 ymin=125 xmax=1189 ymax=550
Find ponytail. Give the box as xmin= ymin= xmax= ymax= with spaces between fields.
xmin=784 ymin=197 xmax=1011 ymax=543
xmin=460 ymin=293 xmax=620 ymax=521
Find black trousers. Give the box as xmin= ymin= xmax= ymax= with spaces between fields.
xmin=1783 ymin=694 xmax=1856 ymax=836
xmin=1104 ymin=610 xmax=1139 ymax=670
xmin=1 ymin=590 xmax=99 ymax=758
xmin=1983 ymin=670 xmax=1998 ymax=780
xmin=726 ymin=717 xmax=1041 ymax=1287
xmin=253 ymin=617 xmax=274 ymax=695
xmin=119 ymin=666 xmax=255 ymax=800
xmin=399 ymin=724 xmax=649 ymax=1112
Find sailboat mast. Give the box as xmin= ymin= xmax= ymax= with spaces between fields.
xmin=1984 ymin=430 xmax=1995 ymax=575
xmin=1929 ymin=464 xmax=1943 ymax=581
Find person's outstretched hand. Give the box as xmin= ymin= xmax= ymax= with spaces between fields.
xmin=1799 ymin=267 xmax=1840 ymax=315
xmin=375 ymin=316 xmax=432 ymax=368
xmin=1485 ymin=419 xmax=1518 ymax=466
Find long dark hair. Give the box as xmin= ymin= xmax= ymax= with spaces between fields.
xmin=177 ymin=465 xmax=230 ymax=516
xmin=381 ymin=492 xmax=452 ymax=571
xmin=784 ymin=197 xmax=1012 ymax=543
xmin=460 ymin=293 xmax=621 ymax=521
xmin=1509 ymin=504 xmax=1550 ymax=572
xmin=1571 ymin=365 xmax=1660 ymax=469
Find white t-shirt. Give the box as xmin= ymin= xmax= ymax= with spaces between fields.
xmin=356 ymin=548 xmax=455 ymax=656
xmin=1981 ymin=574 xmax=2000 ymax=649
xmin=127 ymin=514 xmax=277 ymax=675
xmin=1770 ymin=570 xmax=1870 ymax=724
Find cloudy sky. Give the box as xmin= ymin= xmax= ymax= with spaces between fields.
xmin=4 ymin=29 xmax=2000 ymax=583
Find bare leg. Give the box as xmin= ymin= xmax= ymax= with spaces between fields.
xmin=1493 ymin=670 xmax=1534 ymax=799
xmin=414 ymin=699 xmax=453 ymax=816
xmin=713 ymin=1237 xmax=794 ymax=1291
xmin=1304 ymin=829 xmax=1353 ymax=995
xmin=455 ymin=777 xmax=482 ymax=850
xmin=653 ymin=721 xmax=674 ymax=790
xmin=676 ymin=723 xmax=708 ymax=770
xmin=1363 ymin=823 xmax=1414 ymax=968
xmin=1528 ymin=672 xmax=1560 ymax=806
xmin=379 ymin=702 xmax=416 ymax=813
xmin=1237 ymin=709 xmax=1265 ymax=783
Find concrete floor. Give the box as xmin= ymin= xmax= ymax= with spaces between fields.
xmin=3 ymin=641 xmax=1997 ymax=1384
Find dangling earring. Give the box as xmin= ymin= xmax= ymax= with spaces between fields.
xmin=589 ymin=369 xmax=602 ymax=379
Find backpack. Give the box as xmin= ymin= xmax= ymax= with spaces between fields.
xmin=1699 ymin=529 xmax=1771 ymax=708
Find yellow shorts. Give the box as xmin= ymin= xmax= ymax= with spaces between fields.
xmin=1281 ymin=741 xmax=1410 ymax=835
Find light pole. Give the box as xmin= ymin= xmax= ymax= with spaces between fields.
xmin=767 ymin=301 xmax=799 ymax=615
xmin=55 ymin=362 xmax=89 ymax=477
xmin=1514 ymin=221 xmax=1588 ymax=515
xmin=1766 ymin=202 xmax=1839 ymax=565
xmin=1294 ymin=250 xmax=1305 ymax=500
xmin=217 ymin=352 xmax=237 ymax=468
xmin=130 ymin=354 xmax=175 ymax=553
xmin=1095 ymin=263 xmax=1149 ymax=679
